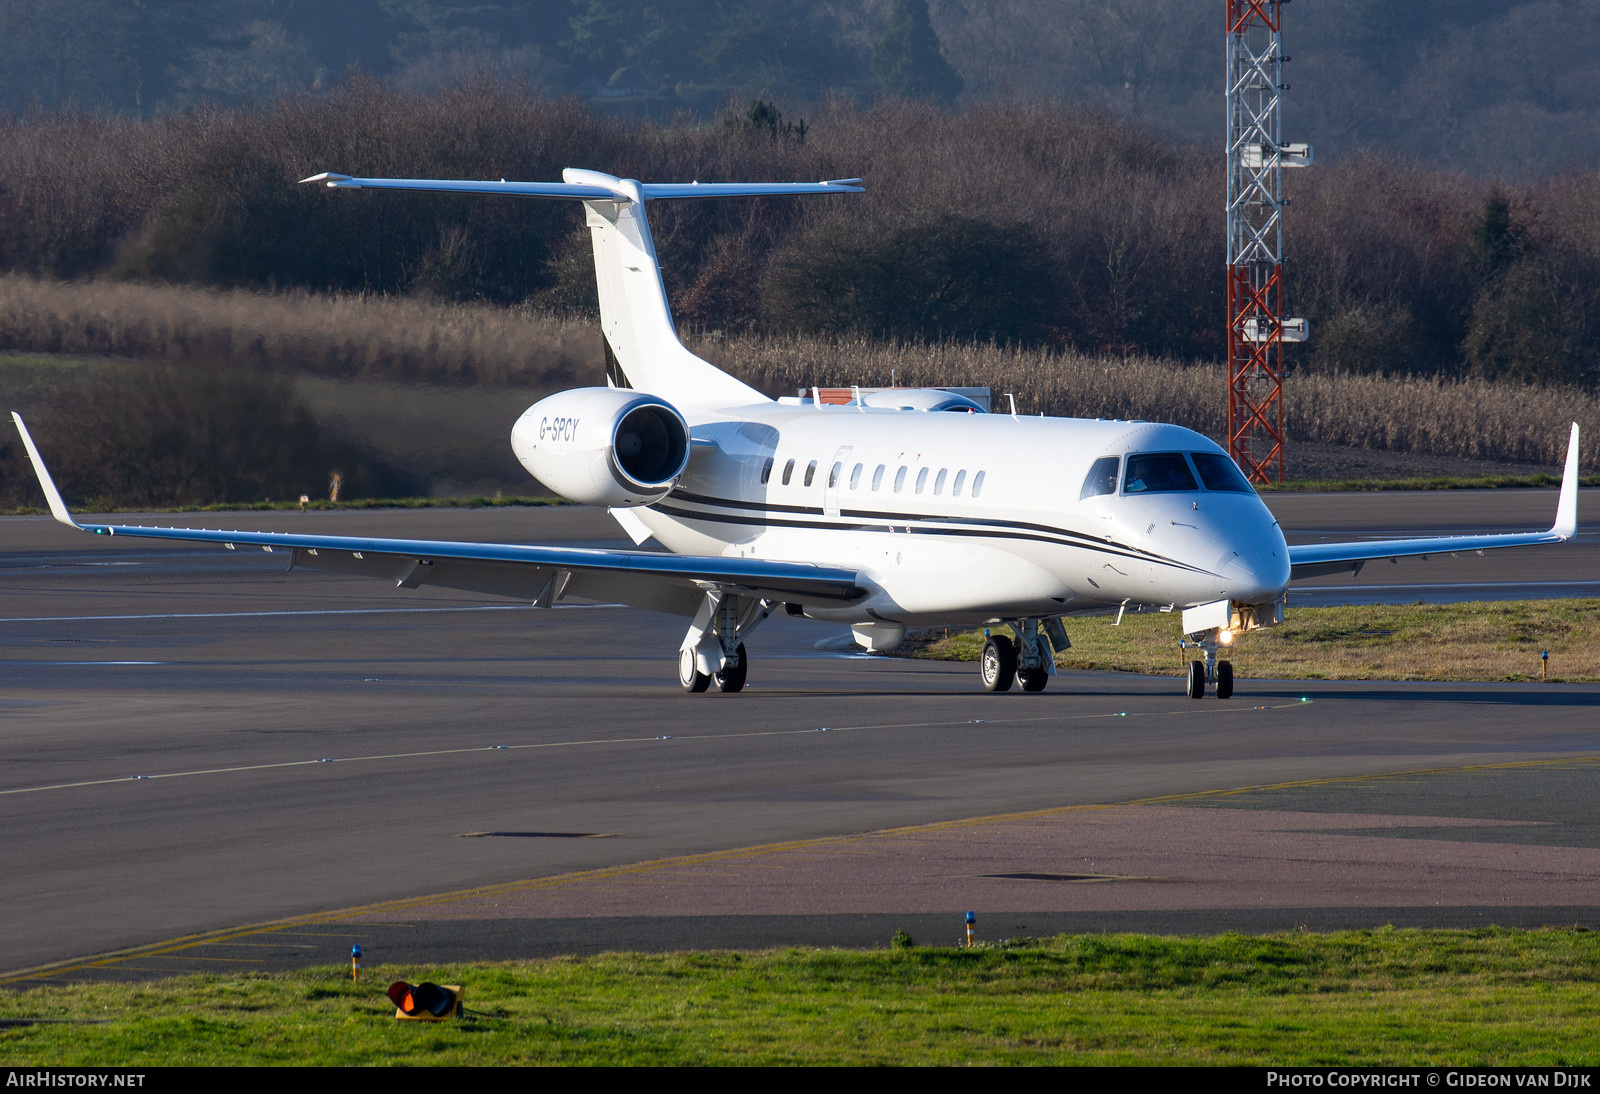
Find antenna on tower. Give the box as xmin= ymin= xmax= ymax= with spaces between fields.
xmin=1226 ymin=0 xmax=1311 ymax=484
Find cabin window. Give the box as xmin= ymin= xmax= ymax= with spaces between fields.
xmin=893 ymin=466 xmax=907 ymax=493
xmin=827 ymin=462 xmax=841 ymax=488
xmin=1080 ymin=456 xmax=1120 ymax=500
xmin=804 ymin=460 xmax=818 ymax=487
xmin=782 ymin=459 xmax=795 ymax=486
xmin=1123 ymin=453 xmax=1197 ymax=494
xmin=915 ymin=467 xmax=929 ymax=494
xmin=850 ymin=463 xmax=863 ymax=489
xmin=934 ymin=468 xmax=947 ymax=495
xmin=761 ymin=457 xmax=774 ymax=485
xmin=972 ymin=470 xmax=986 ymax=497
xmin=953 ymin=470 xmax=967 ymax=496
xmin=1190 ymin=452 xmax=1256 ymax=493
xmin=872 ymin=464 xmax=886 ymax=491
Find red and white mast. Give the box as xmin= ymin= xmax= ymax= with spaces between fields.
xmin=1226 ymin=0 xmax=1310 ymax=483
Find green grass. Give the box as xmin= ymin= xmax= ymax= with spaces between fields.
xmin=915 ymin=599 xmax=1600 ymax=683
xmin=5 ymin=930 xmax=1600 ymax=1064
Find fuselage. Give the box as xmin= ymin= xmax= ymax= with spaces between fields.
xmin=619 ymin=400 xmax=1291 ymax=627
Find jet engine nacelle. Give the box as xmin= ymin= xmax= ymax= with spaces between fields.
xmin=511 ymin=388 xmax=690 ymax=507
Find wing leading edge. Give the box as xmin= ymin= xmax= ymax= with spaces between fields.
xmin=10 ymin=414 xmax=865 ymax=615
xmin=1287 ymin=423 xmax=1581 ymax=580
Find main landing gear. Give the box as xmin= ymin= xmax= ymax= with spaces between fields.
xmin=1184 ymin=627 xmax=1234 ymax=699
xmin=979 ymin=617 xmax=1071 ymax=693
xmin=678 ymin=591 xmax=773 ymax=694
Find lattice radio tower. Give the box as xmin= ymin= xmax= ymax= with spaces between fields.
xmin=1226 ymin=0 xmax=1310 ymax=483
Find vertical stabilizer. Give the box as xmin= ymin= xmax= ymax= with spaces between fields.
xmin=566 ymin=171 xmax=761 ymax=406
xmin=301 ymin=168 xmax=862 ymax=409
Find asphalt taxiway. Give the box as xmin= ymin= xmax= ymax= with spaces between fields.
xmin=2 ymin=491 xmax=1597 ymax=983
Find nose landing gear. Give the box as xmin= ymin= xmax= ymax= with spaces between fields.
xmin=1184 ymin=627 xmax=1234 ymax=699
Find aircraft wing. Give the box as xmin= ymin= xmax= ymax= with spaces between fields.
xmin=1288 ymin=423 xmax=1581 ymax=580
xmin=10 ymin=414 xmax=865 ymax=616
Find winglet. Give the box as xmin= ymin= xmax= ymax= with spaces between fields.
xmin=10 ymin=413 xmax=84 ymax=530
xmin=298 ymin=172 xmax=357 ymax=187
xmin=1553 ymin=422 xmax=1580 ymax=539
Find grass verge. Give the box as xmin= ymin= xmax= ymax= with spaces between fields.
xmin=4 ymin=930 xmax=1600 ymax=1065
xmin=913 ymin=599 xmax=1600 ymax=683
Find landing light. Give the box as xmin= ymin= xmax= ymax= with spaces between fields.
xmin=1219 ymin=629 xmax=1234 ymax=645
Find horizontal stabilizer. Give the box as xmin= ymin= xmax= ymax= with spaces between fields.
xmin=298 ymin=172 xmax=863 ymax=204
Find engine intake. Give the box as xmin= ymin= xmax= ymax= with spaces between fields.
xmin=511 ymin=388 xmax=690 ymax=506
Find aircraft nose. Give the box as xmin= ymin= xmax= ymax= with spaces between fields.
xmin=1218 ymin=530 xmax=1290 ymax=601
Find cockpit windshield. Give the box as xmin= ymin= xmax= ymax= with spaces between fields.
xmin=1112 ymin=451 xmax=1258 ymax=495
xmin=1123 ymin=453 xmax=1198 ymax=493
xmin=1190 ymin=452 xmax=1257 ymax=493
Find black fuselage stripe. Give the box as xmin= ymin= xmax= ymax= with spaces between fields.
xmin=649 ymin=502 xmax=1216 ymax=576
xmin=670 ymin=488 xmax=1108 ymax=543
xmin=661 ymin=490 xmax=1199 ymax=569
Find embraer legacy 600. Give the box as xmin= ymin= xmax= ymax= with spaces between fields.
xmin=12 ymin=169 xmax=1581 ymax=697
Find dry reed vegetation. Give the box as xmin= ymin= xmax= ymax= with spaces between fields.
xmin=708 ymin=334 xmax=1600 ymax=469
xmin=2 ymin=274 xmax=1594 ymax=472
xmin=0 ymin=274 xmax=604 ymax=386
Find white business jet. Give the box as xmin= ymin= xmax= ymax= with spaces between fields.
xmin=11 ymin=169 xmax=1582 ymax=698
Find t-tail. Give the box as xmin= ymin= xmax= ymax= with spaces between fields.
xmin=300 ymin=170 xmax=862 ymax=409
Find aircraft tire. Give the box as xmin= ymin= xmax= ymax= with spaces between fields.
xmin=678 ymin=647 xmax=710 ymax=693
xmin=1018 ymin=666 xmax=1049 ymax=692
xmin=981 ymin=636 xmax=1017 ymax=692
xmin=714 ymin=643 xmax=748 ymax=693
xmin=1215 ymin=660 xmax=1234 ymax=699
xmin=1186 ymin=659 xmax=1206 ymax=699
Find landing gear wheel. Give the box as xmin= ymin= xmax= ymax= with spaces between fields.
xmin=678 ymin=647 xmax=710 ymax=693
xmin=981 ymin=636 xmax=1017 ymax=692
xmin=1186 ymin=659 xmax=1206 ymax=699
xmin=1018 ymin=666 xmax=1049 ymax=692
xmin=713 ymin=643 xmax=748 ymax=693
xmin=1215 ymin=660 xmax=1234 ymax=700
